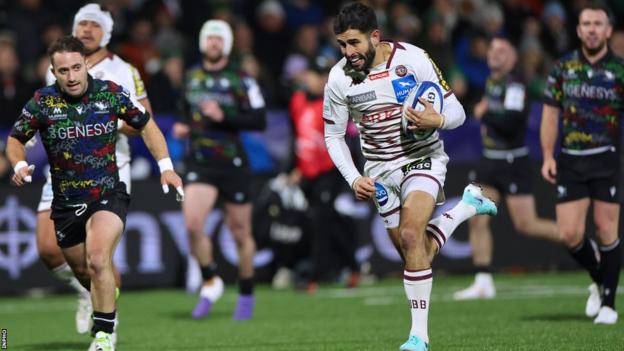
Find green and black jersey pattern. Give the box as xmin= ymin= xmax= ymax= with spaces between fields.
xmin=544 ymin=50 xmax=624 ymax=152
xmin=481 ymin=74 xmax=528 ymax=151
xmin=10 ymin=75 xmax=150 ymax=206
xmin=181 ymin=62 xmax=266 ymax=169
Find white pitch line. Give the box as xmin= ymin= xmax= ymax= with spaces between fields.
xmin=317 ymin=283 xmax=624 ymax=303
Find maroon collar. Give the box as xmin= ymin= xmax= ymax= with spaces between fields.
xmin=382 ymin=40 xmax=405 ymax=69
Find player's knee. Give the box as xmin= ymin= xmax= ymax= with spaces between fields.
xmin=185 ymin=217 xmax=205 ymax=236
xmin=72 ymin=264 xmax=90 ymax=281
xmin=594 ymin=219 xmax=616 ymax=238
xmin=558 ymin=228 xmax=583 ymax=246
xmin=86 ymin=251 xmax=112 ymax=275
xmin=399 ymin=226 xmax=424 ymax=252
xmin=228 ymin=220 xmax=251 ymax=239
xmin=239 ymin=236 xmax=256 ymax=253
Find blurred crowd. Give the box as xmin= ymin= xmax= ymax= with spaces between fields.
xmin=1 ymin=0 xmax=624 ymax=169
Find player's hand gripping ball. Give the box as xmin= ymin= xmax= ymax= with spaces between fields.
xmin=401 ymin=81 xmax=444 ymax=141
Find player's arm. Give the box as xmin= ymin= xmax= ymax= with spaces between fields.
xmin=540 ymin=61 xmax=564 ymax=184
xmin=6 ymin=98 xmax=40 ymax=186
xmin=172 ymin=92 xmax=192 ymax=139
xmin=412 ymin=50 xmax=466 ymax=129
xmin=323 ymin=80 xmax=374 ymax=200
xmin=540 ymin=105 xmax=560 ymax=184
xmin=140 ymin=117 xmax=185 ymax=200
xmin=6 ymin=136 xmax=34 ymax=186
xmin=115 ymin=85 xmax=185 ymax=200
xmin=119 ymin=97 xmax=154 ymax=136
xmin=203 ymin=76 xmax=267 ymax=131
xmin=408 ymin=93 xmax=465 ymax=130
xmin=483 ymin=83 xmax=527 ymax=138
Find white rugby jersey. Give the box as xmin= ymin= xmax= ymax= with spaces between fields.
xmin=46 ymin=53 xmax=148 ymax=168
xmin=323 ymin=41 xmax=466 ymax=187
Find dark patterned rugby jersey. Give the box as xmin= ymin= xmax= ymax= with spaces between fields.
xmin=10 ymin=75 xmax=150 ymax=206
xmin=181 ymin=61 xmax=265 ymax=168
xmin=544 ymin=50 xmax=624 ymax=153
xmin=481 ymin=74 xmax=528 ymax=151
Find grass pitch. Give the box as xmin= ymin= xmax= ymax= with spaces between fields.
xmin=1 ymin=271 xmax=622 ymax=350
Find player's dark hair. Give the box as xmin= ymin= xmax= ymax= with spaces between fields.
xmin=333 ymin=2 xmax=378 ymax=35
xmin=580 ymin=1 xmax=614 ymax=25
xmin=47 ymin=35 xmax=86 ymax=63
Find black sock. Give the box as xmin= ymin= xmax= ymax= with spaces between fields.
xmin=569 ymin=238 xmax=600 ymax=284
xmin=92 ymin=310 xmax=116 ymax=335
xmin=475 ymin=265 xmax=492 ymax=274
xmin=200 ymin=263 xmax=217 ymax=282
xmin=598 ymin=239 xmax=621 ymax=309
xmin=239 ymin=278 xmax=254 ymax=295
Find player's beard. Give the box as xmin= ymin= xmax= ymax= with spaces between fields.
xmin=204 ymin=50 xmax=224 ymax=64
xmin=583 ymin=40 xmax=607 ymax=56
xmin=345 ymin=41 xmax=376 ymax=73
xmin=342 ymin=41 xmax=376 ymax=84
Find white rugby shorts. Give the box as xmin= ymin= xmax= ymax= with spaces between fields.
xmin=371 ymin=148 xmax=448 ymax=229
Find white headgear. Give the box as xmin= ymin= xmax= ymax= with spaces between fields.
xmin=72 ymin=3 xmax=114 ymax=48
xmin=199 ymin=20 xmax=233 ymax=56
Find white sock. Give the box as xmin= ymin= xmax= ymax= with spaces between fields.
xmin=475 ymin=272 xmax=493 ymax=286
xmin=51 ymin=263 xmax=89 ymax=296
xmin=427 ymin=201 xmax=476 ymax=250
xmin=403 ymin=268 xmax=432 ymax=343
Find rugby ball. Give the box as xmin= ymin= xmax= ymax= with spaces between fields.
xmin=401 ymin=81 xmax=444 ymax=141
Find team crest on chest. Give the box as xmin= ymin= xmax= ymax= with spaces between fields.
xmin=395 ymin=65 xmax=407 ymax=77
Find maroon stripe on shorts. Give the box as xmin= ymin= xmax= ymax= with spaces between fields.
xmin=380 ymin=206 xmax=401 ymax=217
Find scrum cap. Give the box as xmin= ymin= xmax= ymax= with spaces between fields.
xmin=73 ymin=3 xmax=114 ymax=47
xmin=199 ymin=19 xmax=233 ymax=56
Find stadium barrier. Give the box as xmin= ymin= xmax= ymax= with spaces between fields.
xmin=1 ymin=163 xmax=608 ymax=295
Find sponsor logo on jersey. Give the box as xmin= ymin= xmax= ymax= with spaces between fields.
xmin=565 ymin=69 xmax=577 ymax=78
xmin=41 ymin=96 xmax=68 ymax=109
xmin=395 ymin=65 xmax=407 ymax=77
xmin=369 ymin=70 xmax=389 ymax=80
xmin=93 ymin=101 xmax=110 ymax=114
xmin=392 ymin=75 xmax=416 ymax=103
xmin=562 ymin=82 xmax=618 ymax=101
xmin=604 ymin=70 xmax=615 ymax=81
xmin=375 ymin=182 xmax=389 ymax=207
xmin=401 ymin=157 xmax=432 ymax=174
xmin=50 ymin=120 xmax=116 ymax=140
xmin=20 ymin=108 xmax=33 ymax=119
xmin=347 ymin=90 xmax=377 ymax=104
xmin=361 ymin=105 xmax=402 ymax=123
xmin=49 ymin=113 xmax=67 ymax=120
